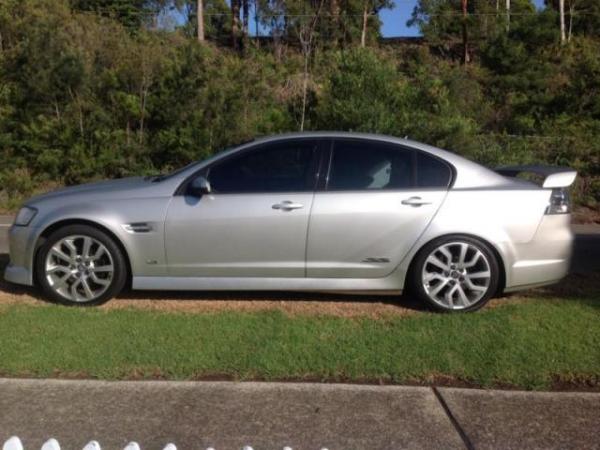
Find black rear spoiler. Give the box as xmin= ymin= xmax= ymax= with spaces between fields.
xmin=495 ymin=165 xmax=577 ymax=188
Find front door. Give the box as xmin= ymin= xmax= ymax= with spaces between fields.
xmin=306 ymin=139 xmax=451 ymax=278
xmin=165 ymin=139 xmax=320 ymax=277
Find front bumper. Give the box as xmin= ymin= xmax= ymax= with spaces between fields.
xmin=3 ymin=224 xmax=39 ymax=286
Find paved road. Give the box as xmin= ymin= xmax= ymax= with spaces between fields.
xmin=1 ymin=216 xmax=598 ymax=272
xmin=0 ymin=379 xmax=599 ymax=450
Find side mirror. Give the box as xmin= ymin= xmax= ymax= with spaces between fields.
xmin=188 ymin=175 xmax=211 ymax=197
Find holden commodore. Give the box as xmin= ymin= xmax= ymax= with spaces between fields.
xmin=4 ymin=132 xmax=576 ymax=312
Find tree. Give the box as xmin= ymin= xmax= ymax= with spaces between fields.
xmin=409 ymin=0 xmax=535 ymax=60
xmin=242 ymin=0 xmax=249 ymax=47
xmin=559 ymin=0 xmax=566 ymax=43
xmin=69 ymin=0 xmax=151 ymax=29
xmin=360 ymin=0 xmax=393 ymax=48
xmin=545 ymin=0 xmax=600 ymax=40
xmin=298 ymin=0 xmax=325 ymax=130
xmin=1 ymin=0 xmax=599 ymax=210
xmin=197 ymin=0 xmax=205 ymax=42
xmin=461 ymin=0 xmax=469 ymax=63
xmin=315 ymin=49 xmax=416 ymax=134
xmin=231 ymin=0 xmax=241 ymax=49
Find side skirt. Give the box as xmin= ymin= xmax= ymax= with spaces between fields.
xmin=132 ymin=275 xmax=403 ymax=292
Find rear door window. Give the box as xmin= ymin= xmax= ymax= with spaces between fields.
xmin=328 ymin=140 xmax=413 ymax=191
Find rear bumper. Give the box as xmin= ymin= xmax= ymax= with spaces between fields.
xmin=504 ymin=215 xmax=572 ymax=292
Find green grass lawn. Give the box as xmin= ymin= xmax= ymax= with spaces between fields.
xmin=0 ymin=291 xmax=599 ymax=390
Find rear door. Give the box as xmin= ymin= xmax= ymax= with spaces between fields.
xmin=306 ymin=139 xmax=450 ymax=278
xmin=165 ymin=139 xmax=321 ymax=277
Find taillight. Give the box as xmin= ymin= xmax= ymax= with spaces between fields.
xmin=545 ymin=188 xmax=571 ymax=215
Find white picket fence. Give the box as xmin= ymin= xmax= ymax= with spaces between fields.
xmin=2 ymin=437 xmax=329 ymax=450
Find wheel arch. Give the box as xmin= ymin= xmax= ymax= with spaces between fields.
xmin=33 ymin=218 xmax=132 ymax=288
xmin=405 ymin=232 xmax=507 ymax=296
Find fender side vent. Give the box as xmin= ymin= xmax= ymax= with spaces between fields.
xmin=123 ymin=222 xmax=153 ymax=233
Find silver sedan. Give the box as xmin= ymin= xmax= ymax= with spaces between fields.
xmin=4 ymin=132 xmax=576 ymax=312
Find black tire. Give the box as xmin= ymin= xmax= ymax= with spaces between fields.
xmin=35 ymin=224 xmax=128 ymax=306
xmin=408 ymin=235 xmax=500 ymax=312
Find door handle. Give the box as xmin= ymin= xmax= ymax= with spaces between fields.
xmin=272 ymin=200 xmax=304 ymax=211
xmin=401 ymin=196 xmax=432 ymax=207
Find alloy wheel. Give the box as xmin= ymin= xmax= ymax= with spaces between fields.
xmin=421 ymin=241 xmax=492 ymax=310
xmin=44 ymin=235 xmax=114 ymax=302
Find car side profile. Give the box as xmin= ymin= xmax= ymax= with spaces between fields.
xmin=4 ymin=132 xmax=576 ymax=312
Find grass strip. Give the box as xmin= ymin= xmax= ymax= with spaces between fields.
xmin=0 ymin=296 xmax=599 ymax=390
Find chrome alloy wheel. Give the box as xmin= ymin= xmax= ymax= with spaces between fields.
xmin=44 ymin=235 xmax=114 ymax=302
xmin=421 ymin=241 xmax=492 ymax=310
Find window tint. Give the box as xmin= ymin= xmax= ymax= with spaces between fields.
xmin=328 ymin=140 xmax=413 ymax=191
xmin=416 ymin=152 xmax=452 ymax=188
xmin=208 ymin=140 xmax=317 ymax=193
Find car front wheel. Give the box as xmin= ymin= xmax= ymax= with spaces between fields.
xmin=35 ymin=224 xmax=127 ymax=306
xmin=409 ymin=236 xmax=500 ymax=312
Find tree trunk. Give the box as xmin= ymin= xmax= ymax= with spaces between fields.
xmin=139 ymin=80 xmax=149 ymax=145
xmin=361 ymin=2 xmax=368 ymax=48
xmin=559 ymin=0 xmax=566 ymax=44
xmin=461 ymin=0 xmax=470 ymax=64
xmin=330 ymin=0 xmax=341 ymax=47
xmin=505 ymin=0 xmax=510 ymax=32
xmin=242 ymin=0 xmax=249 ymax=48
xmin=254 ymin=0 xmax=260 ymax=46
xmin=231 ymin=0 xmax=241 ymax=50
xmin=300 ymin=54 xmax=309 ymax=131
xmin=197 ymin=0 xmax=205 ymax=42
xmin=568 ymin=1 xmax=574 ymax=42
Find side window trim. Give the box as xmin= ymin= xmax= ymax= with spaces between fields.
xmin=176 ymin=138 xmax=324 ymax=196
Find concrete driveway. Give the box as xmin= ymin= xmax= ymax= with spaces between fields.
xmin=0 ymin=379 xmax=599 ymax=450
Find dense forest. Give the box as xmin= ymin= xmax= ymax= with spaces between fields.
xmin=0 ymin=0 xmax=598 ymax=210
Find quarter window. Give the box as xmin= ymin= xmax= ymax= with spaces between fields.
xmin=328 ymin=140 xmax=413 ymax=191
xmin=416 ymin=152 xmax=452 ymax=188
xmin=208 ymin=140 xmax=318 ymax=193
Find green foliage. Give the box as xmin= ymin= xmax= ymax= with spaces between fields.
xmin=314 ymin=49 xmax=414 ymax=134
xmin=0 ymin=0 xmax=599 ymax=210
xmin=69 ymin=0 xmax=157 ymax=30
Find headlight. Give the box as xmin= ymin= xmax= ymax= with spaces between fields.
xmin=14 ymin=206 xmax=38 ymax=226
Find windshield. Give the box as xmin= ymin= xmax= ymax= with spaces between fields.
xmin=150 ymin=161 xmax=200 ymax=182
xmin=150 ymin=139 xmax=256 ymax=182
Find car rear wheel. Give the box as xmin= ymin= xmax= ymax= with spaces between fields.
xmin=35 ymin=225 xmax=127 ymax=306
xmin=409 ymin=236 xmax=500 ymax=312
